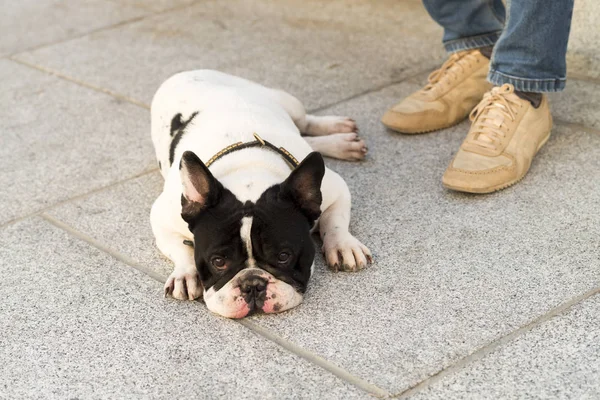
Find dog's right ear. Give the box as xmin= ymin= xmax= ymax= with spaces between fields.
xmin=279 ymin=152 xmax=325 ymax=223
xmin=179 ymin=151 xmax=221 ymax=221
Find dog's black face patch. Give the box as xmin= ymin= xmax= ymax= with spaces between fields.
xmin=249 ymin=187 xmax=317 ymax=292
xmin=180 ymin=151 xmax=325 ymax=296
xmin=188 ymin=190 xmax=247 ymax=292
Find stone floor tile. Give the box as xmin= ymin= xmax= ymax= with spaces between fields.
xmin=0 ymin=0 xmax=149 ymax=57
xmin=0 ymin=218 xmax=369 ymax=399
xmin=14 ymin=0 xmax=445 ymax=110
xmin=0 ymin=59 xmax=156 ymax=225
xmin=408 ymin=294 xmax=600 ymax=400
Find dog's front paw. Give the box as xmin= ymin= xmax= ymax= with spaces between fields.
xmin=164 ymin=266 xmax=203 ymax=300
xmin=306 ymin=132 xmax=368 ymax=161
xmin=329 ymin=132 xmax=368 ymax=161
xmin=322 ymin=234 xmax=373 ymax=272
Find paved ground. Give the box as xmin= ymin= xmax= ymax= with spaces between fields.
xmin=1 ymin=1 xmax=599 ymax=399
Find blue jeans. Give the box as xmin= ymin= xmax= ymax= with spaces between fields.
xmin=422 ymin=0 xmax=574 ymax=92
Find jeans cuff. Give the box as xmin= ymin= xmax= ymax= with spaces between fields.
xmin=488 ymin=70 xmax=566 ymax=92
xmin=443 ymin=31 xmax=502 ymax=53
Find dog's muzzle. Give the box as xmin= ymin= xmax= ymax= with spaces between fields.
xmin=203 ymin=268 xmax=304 ymax=318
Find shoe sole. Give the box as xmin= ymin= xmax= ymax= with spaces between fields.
xmin=382 ymin=117 xmax=467 ymax=135
xmin=443 ymin=130 xmax=552 ymax=194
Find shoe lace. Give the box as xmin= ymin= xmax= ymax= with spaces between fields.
xmin=468 ymin=84 xmax=521 ymax=150
xmin=424 ymin=52 xmax=470 ymax=91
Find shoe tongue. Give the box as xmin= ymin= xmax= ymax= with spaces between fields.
xmin=487 ymin=104 xmax=508 ymax=126
xmin=502 ymin=90 xmax=522 ymax=104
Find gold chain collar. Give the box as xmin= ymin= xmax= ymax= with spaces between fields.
xmin=205 ymin=133 xmax=299 ymax=169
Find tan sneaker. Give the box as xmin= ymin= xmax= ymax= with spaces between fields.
xmin=381 ymin=49 xmax=492 ymax=134
xmin=442 ymin=84 xmax=553 ymax=193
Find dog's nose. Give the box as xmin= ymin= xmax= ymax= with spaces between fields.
xmin=240 ymin=276 xmax=267 ymax=308
xmin=240 ymin=276 xmax=267 ymax=295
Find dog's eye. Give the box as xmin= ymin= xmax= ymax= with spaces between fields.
xmin=211 ymin=256 xmax=227 ymax=269
xmin=277 ymin=252 xmax=291 ymax=264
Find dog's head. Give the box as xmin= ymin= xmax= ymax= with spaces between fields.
xmin=179 ymin=150 xmax=325 ymax=318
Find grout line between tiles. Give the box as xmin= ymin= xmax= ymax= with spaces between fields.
xmin=8 ymin=57 xmax=151 ymax=110
xmin=0 ymin=168 xmax=158 ymax=230
xmin=7 ymin=0 xmax=204 ymax=59
xmin=239 ymin=319 xmax=391 ymax=398
xmin=41 ymin=213 xmax=166 ymax=283
xmin=37 ymin=213 xmax=390 ymax=398
xmin=307 ymin=67 xmax=437 ymax=114
xmin=392 ymin=284 xmax=600 ymax=398
xmin=7 ymin=16 xmax=148 ymax=59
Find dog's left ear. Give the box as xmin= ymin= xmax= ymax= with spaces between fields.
xmin=279 ymin=152 xmax=325 ymax=222
xmin=179 ymin=151 xmax=222 ymax=221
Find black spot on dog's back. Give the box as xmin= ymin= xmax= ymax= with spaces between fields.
xmin=170 ymin=113 xmax=183 ymax=137
xmin=169 ymin=112 xmax=199 ymax=165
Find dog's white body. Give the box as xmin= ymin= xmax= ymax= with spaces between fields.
xmin=150 ymin=70 xmax=371 ymax=315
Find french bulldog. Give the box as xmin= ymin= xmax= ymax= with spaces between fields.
xmin=150 ymin=70 xmax=372 ymax=318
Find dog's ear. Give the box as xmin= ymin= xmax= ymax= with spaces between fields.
xmin=279 ymin=152 xmax=325 ymax=223
xmin=179 ymin=151 xmax=222 ymax=221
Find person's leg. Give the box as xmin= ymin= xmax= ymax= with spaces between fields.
xmin=423 ymin=0 xmax=505 ymax=52
xmin=381 ymin=0 xmax=505 ymax=134
xmin=488 ymin=0 xmax=574 ymax=92
xmin=442 ymin=0 xmax=575 ymax=194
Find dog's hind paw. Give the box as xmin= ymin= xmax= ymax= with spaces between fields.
xmin=305 ymin=115 xmax=358 ymax=136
